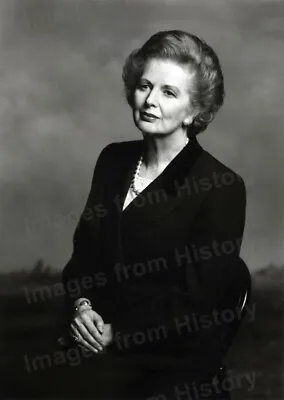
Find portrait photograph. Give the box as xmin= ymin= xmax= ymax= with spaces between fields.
xmin=1 ymin=1 xmax=283 ymax=399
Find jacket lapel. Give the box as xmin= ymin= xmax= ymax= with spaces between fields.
xmin=112 ymin=136 xmax=204 ymax=228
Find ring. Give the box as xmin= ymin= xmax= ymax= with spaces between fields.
xmin=72 ymin=334 xmax=80 ymax=342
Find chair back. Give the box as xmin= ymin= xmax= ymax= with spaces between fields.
xmin=223 ymin=260 xmax=252 ymax=349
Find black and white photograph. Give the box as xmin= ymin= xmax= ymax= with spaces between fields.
xmin=1 ymin=1 xmax=283 ymax=399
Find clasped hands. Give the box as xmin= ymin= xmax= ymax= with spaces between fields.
xmin=69 ymin=299 xmax=113 ymax=354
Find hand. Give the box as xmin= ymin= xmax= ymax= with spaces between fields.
xmin=100 ymin=323 xmax=113 ymax=347
xmin=69 ymin=306 xmax=105 ymax=354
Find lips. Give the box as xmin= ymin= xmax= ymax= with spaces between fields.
xmin=141 ymin=111 xmax=159 ymax=119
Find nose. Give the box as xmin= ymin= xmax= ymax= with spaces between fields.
xmin=145 ymin=89 xmax=158 ymax=106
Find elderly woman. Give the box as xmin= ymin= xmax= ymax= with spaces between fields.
xmin=61 ymin=30 xmax=251 ymax=399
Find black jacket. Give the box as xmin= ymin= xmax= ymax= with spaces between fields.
xmin=61 ymin=136 xmax=251 ymax=383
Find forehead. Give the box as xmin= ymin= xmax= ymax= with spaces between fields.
xmin=141 ymin=58 xmax=195 ymax=89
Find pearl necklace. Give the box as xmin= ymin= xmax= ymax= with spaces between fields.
xmin=130 ymin=137 xmax=189 ymax=196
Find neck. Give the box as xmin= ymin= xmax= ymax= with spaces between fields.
xmin=141 ymin=133 xmax=189 ymax=173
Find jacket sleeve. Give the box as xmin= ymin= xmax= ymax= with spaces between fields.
xmin=164 ymin=176 xmax=251 ymax=375
xmin=61 ymin=143 xmax=114 ymax=322
xmin=173 ymin=175 xmax=247 ymax=317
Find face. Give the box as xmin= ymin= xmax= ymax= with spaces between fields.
xmin=132 ymin=58 xmax=196 ymax=138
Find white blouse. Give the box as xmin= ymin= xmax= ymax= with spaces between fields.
xmin=122 ymin=175 xmax=153 ymax=211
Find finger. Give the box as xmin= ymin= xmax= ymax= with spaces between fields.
xmin=79 ymin=343 xmax=106 ymax=356
xmin=78 ymin=343 xmax=96 ymax=354
xmin=79 ymin=344 xmax=96 ymax=357
xmin=92 ymin=311 xmax=104 ymax=334
xmin=73 ymin=321 xmax=104 ymax=351
xmin=78 ymin=341 xmax=100 ymax=354
xmin=80 ymin=312 xmax=105 ymax=346
xmin=70 ymin=325 xmax=100 ymax=353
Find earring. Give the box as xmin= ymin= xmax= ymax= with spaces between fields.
xmin=182 ymin=120 xmax=190 ymax=129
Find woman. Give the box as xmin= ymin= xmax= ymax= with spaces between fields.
xmin=61 ymin=30 xmax=251 ymax=399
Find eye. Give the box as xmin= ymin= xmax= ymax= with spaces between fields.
xmin=164 ymin=90 xmax=176 ymax=97
xmin=138 ymin=83 xmax=149 ymax=91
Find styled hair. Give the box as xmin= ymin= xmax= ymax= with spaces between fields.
xmin=122 ymin=30 xmax=225 ymax=137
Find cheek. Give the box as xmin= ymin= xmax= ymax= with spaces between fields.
xmin=174 ymin=101 xmax=191 ymax=120
xmin=163 ymin=104 xmax=185 ymax=121
xmin=133 ymin=91 xmax=144 ymax=108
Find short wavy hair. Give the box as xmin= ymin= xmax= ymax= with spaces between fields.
xmin=122 ymin=30 xmax=225 ymax=137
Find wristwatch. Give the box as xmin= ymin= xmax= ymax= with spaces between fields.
xmin=74 ymin=298 xmax=92 ymax=312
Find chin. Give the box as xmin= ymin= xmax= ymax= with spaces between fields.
xmin=136 ymin=120 xmax=162 ymax=134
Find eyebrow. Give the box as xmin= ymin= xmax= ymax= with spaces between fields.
xmin=140 ymin=78 xmax=180 ymax=94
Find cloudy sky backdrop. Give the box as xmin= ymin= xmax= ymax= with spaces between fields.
xmin=0 ymin=0 xmax=283 ymax=272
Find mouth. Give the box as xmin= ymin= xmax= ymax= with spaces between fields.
xmin=141 ymin=111 xmax=159 ymax=119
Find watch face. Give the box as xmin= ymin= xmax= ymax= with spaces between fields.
xmin=74 ymin=299 xmax=92 ymax=311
